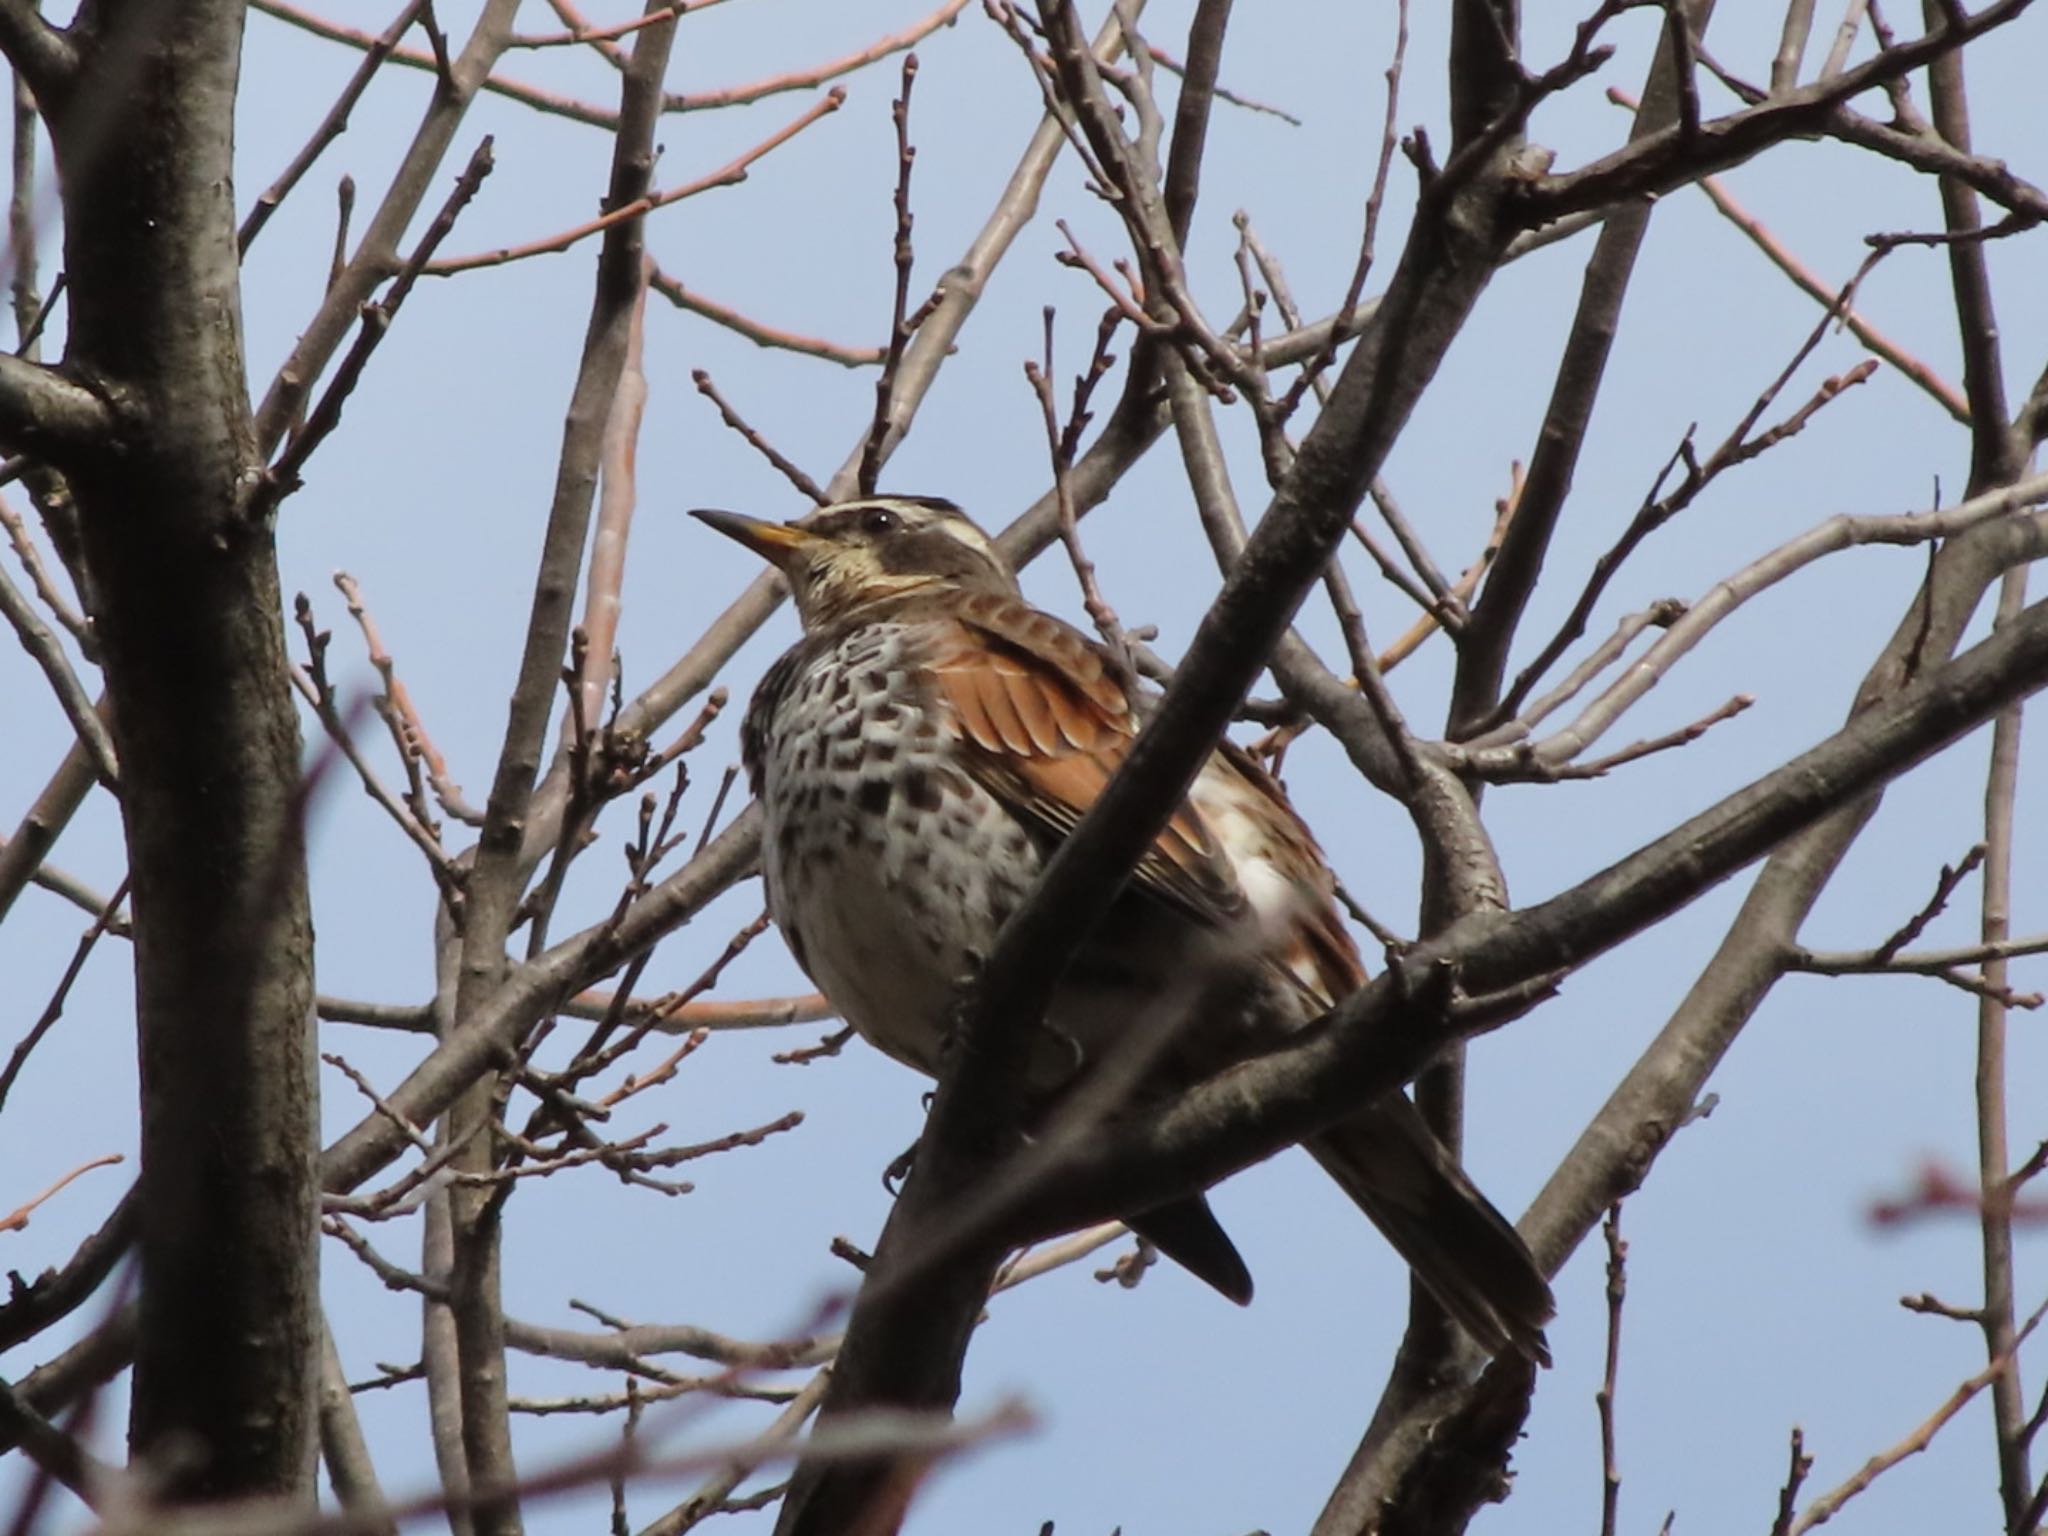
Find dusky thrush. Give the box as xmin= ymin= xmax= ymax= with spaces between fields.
xmin=695 ymin=494 xmax=1554 ymax=1364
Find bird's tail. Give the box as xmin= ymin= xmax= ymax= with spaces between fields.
xmin=1125 ymin=1194 xmax=1255 ymax=1304
xmin=1308 ymin=1095 xmax=1554 ymax=1365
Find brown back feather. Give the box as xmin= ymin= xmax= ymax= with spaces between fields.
xmin=924 ymin=594 xmax=1242 ymax=923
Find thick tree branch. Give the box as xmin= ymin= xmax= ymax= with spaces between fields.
xmin=0 ymin=353 xmax=111 ymax=459
xmin=772 ymin=5 xmax=1527 ymax=1514
xmin=0 ymin=1 xmax=76 ymax=103
xmin=1519 ymin=0 xmax=2038 ymax=227
xmin=1449 ymin=0 xmax=1520 ymax=148
xmin=1009 ymin=585 xmax=2048 ymax=1234
xmin=1339 ymin=506 xmax=2048 ymax=1518
xmin=1452 ymin=3 xmax=1712 ymax=736
xmin=55 ymin=0 xmax=320 ymax=1504
xmin=435 ymin=11 xmax=680 ymax=1528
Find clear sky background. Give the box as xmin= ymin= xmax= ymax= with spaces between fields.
xmin=2 ymin=3 xmax=2045 ymax=1533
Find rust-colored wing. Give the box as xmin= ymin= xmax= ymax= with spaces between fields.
xmin=925 ymin=591 xmax=1241 ymax=923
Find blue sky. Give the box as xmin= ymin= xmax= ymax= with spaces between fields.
xmin=2 ymin=3 xmax=2045 ymax=1532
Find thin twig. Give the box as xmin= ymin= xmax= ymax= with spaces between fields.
xmin=334 ymin=571 xmax=484 ymax=827
xmin=0 ymin=498 xmax=87 ymax=648
xmin=1789 ymin=1294 xmax=2048 ymax=1532
xmin=426 ymin=91 xmax=845 ymax=276
xmin=692 ymin=371 xmax=828 ymax=504
xmin=239 ymin=0 xmax=430 ymax=251
xmin=858 ymin=55 xmax=936 ymax=497
xmin=0 ymin=1154 xmax=124 ymax=1234
xmin=574 ymin=253 xmax=651 ymax=740
xmin=1878 ymin=843 xmax=1987 ymax=961
xmin=0 ymin=875 xmax=130 ymax=1118
xmin=265 ymin=135 xmax=497 ymax=505
xmin=0 ymin=558 xmax=116 ymax=788
xmin=1595 ymin=1204 xmax=1627 ymax=1536
xmin=1768 ymin=1427 xmax=1814 ymax=1536
xmin=648 ymin=266 xmax=883 ymax=367
xmin=1024 ymin=306 xmax=1129 ymax=662
xmin=665 ymin=0 xmax=970 ymax=111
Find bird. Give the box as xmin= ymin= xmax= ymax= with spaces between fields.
xmin=694 ymin=493 xmax=1555 ymax=1364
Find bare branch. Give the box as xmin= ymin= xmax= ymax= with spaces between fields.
xmin=1769 ymin=1427 xmax=1815 ymax=1536
xmin=0 ymin=558 xmax=117 ymax=788
xmin=0 ymin=354 xmax=112 ymax=463
xmin=0 ymin=0 xmax=75 ymax=102
xmin=265 ymin=136 xmax=496 ymax=505
xmin=1524 ymin=1 xmax=2042 ymax=227
xmin=1788 ymin=1293 xmax=2048 ymax=1533
xmin=1453 ymin=9 xmax=1712 ymax=738
xmin=425 ymin=90 xmax=845 ymax=276
xmin=1460 ymin=477 xmax=2048 ymax=775
xmin=0 ymin=729 xmax=100 ymax=924
xmin=691 ymin=370 xmax=828 ymax=504
xmin=648 ymin=266 xmax=883 ymax=367
xmin=252 ymin=0 xmax=526 ymax=452
xmin=508 ymin=2 xmax=684 ymax=51
xmin=1789 ymin=931 xmax=2048 ymax=977
xmin=251 ymin=0 xmax=618 ymax=129
xmin=239 ymin=0 xmax=429 ymax=252
xmin=1595 ymin=1205 xmax=1627 ymax=1536
xmin=1682 ymin=165 xmax=1969 ymax=420
xmin=572 ymin=255 xmax=651 ymax=742
xmin=0 ymin=498 xmax=87 ymax=648
xmin=666 ymin=0 xmax=970 ymax=110
xmin=858 ymin=54 xmax=936 ymax=497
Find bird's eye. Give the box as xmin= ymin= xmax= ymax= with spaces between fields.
xmin=860 ymin=507 xmax=899 ymax=536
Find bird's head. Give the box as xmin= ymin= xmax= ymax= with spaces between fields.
xmin=691 ymin=495 xmax=1017 ymax=629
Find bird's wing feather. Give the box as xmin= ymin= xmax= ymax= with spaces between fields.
xmin=924 ymin=595 xmax=1241 ymax=923
xmin=1206 ymin=741 xmax=1368 ymax=1001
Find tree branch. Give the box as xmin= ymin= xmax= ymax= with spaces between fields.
xmin=0 ymin=1 xmax=76 ymax=103
xmin=1520 ymin=0 xmax=2039 ymax=227
xmin=0 ymin=353 xmax=111 ymax=461
xmin=56 ymin=0 xmax=320 ymax=1503
xmin=772 ymin=3 xmax=1528 ymax=1512
xmin=1009 ymin=586 xmax=2048 ymax=1237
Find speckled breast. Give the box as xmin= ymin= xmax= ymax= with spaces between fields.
xmin=749 ymin=621 xmax=1045 ymax=1074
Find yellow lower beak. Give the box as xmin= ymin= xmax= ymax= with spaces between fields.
xmin=689 ymin=509 xmax=820 ymax=570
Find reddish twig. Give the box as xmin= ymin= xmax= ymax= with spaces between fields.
xmin=0 ymin=1154 xmax=124 ymax=1234
xmin=667 ymin=0 xmax=970 ymax=110
xmin=333 ymin=571 xmax=484 ymax=826
xmin=291 ymin=595 xmax=464 ymax=894
xmin=427 ymin=90 xmax=844 ymax=275
xmin=1786 ymin=1294 xmax=2048 ymax=1533
xmin=1870 ymin=1162 xmax=2048 ymax=1227
xmin=509 ymin=2 xmax=686 ymax=50
xmin=774 ymin=1024 xmax=857 ymax=1067
xmin=648 ymin=265 xmax=884 ymax=367
xmin=251 ymin=0 xmax=622 ymax=129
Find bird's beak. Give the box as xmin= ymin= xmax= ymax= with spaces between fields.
xmin=689 ymin=509 xmax=821 ymax=570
